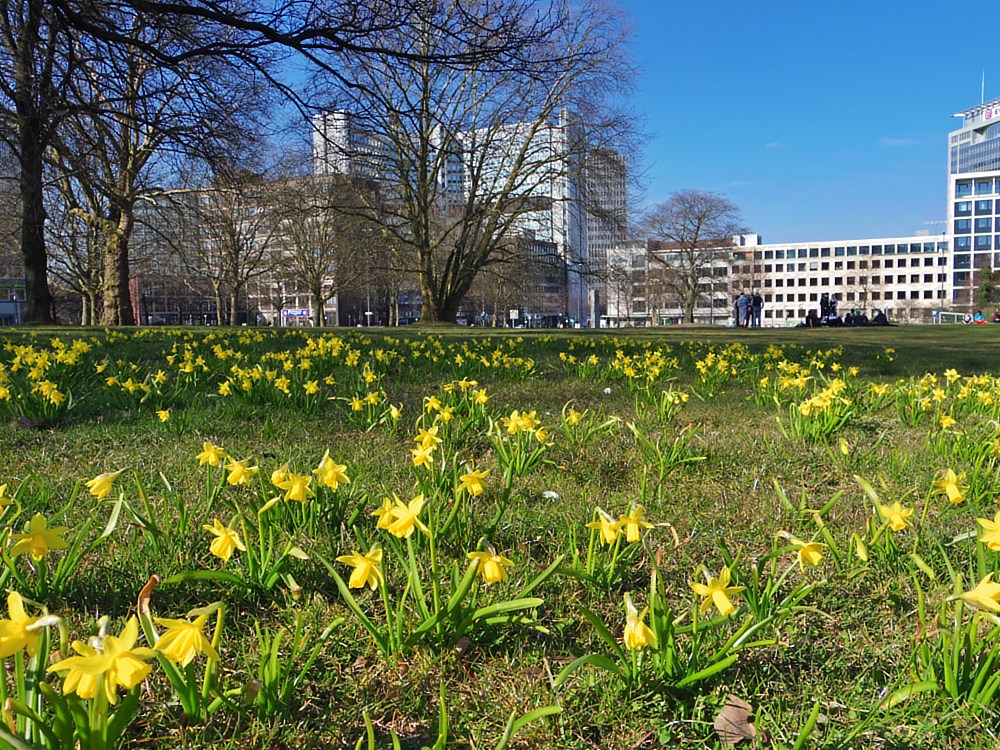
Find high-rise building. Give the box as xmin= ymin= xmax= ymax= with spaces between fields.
xmin=947 ymin=98 xmax=1000 ymax=305
xmin=311 ymin=109 xmax=626 ymax=323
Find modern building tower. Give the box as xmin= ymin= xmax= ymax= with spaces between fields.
xmin=947 ymin=98 xmax=1000 ymax=305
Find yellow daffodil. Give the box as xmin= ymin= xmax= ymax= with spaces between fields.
xmin=47 ymin=617 xmax=156 ymax=704
xmin=9 ymin=513 xmax=69 ymax=560
xmin=791 ymin=537 xmax=825 ymax=568
xmin=458 ymin=468 xmax=490 ymax=497
xmin=586 ymin=508 xmax=620 ymax=546
xmin=565 ymin=408 xmax=581 ymax=426
xmin=931 ymin=468 xmax=968 ymax=505
xmin=939 ymin=414 xmax=956 ymax=429
xmin=85 ymin=469 xmax=124 ymax=500
xmin=337 ymin=547 xmax=385 ymax=590
xmin=203 ymin=519 xmax=246 ymax=561
xmin=618 ymin=505 xmax=654 ymax=543
xmin=196 ymin=441 xmax=226 ymax=467
xmin=313 ymin=451 xmax=350 ymax=491
xmin=225 ymin=457 xmax=259 ymax=487
xmin=978 ymin=510 xmax=1000 ymax=551
xmin=411 ymin=445 xmax=435 ymax=468
xmin=153 ymin=613 xmax=220 ymax=666
xmin=622 ymin=593 xmax=655 ymax=650
xmin=278 ymin=472 xmax=315 ymax=503
xmin=690 ymin=566 xmax=745 ymax=617
xmin=372 ymin=496 xmax=395 ymax=530
xmin=270 ymin=462 xmax=290 ymax=488
xmin=156 ymin=409 xmax=170 ymax=422
xmin=385 ymin=494 xmax=431 ymax=538
xmin=414 ymin=425 xmax=441 ymax=450
xmin=959 ymin=573 xmax=1000 ymax=612
xmin=0 ymin=592 xmax=55 ymax=658
xmin=467 ymin=547 xmax=514 ymax=584
xmin=877 ymin=501 xmax=914 ymax=531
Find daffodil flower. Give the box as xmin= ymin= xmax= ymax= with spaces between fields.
xmin=9 ymin=513 xmax=70 ymax=561
xmin=313 ymin=451 xmax=350 ymax=491
xmin=618 ymin=505 xmax=654 ymax=543
xmin=47 ymin=617 xmax=156 ymax=704
xmin=959 ymin=573 xmax=1000 ymax=612
xmin=690 ymin=566 xmax=745 ymax=617
xmin=586 ymin=508 xmax=620 ymax=546
xmin=153 ymin=613 xmax=220 ymax=666
xmin=203 ymin=519 xmax=246 ymax=561
xmin=0 ymin=592 xmax=58 ymax=658
xmin=85 ymin=469 xmax=124 ymax=500
xmin=458 ymin=468 xmax=490 ymax=497
xmin=623 ymin=593 xmax=655 ymax=650
xmin=225 ymin=457 xmax=259 ymax=486
xmin=467 ymin=547 xmax=514 ymax=584
xmin=337 ymin=547 xmax=385 ymax=590
xmin=278 ymin=472 xmax=315 ymax=503
xmin=877 ymin=501 xmax=914 ymax=531
xmin=385 ymin=494 xmax=430 ymax=538
xmin=978 ymin=510 xmax=1000 ymax=551
xmin=790 ymin=537 xmax=825 ymax=569
xmin=196 ymin=441 xmax=226 ymax=467
xmin=931 ymin=468 xmax=968 ymax=505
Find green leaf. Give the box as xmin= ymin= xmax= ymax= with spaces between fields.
xmin=880 ymin=680 xmax=939 ymax=709
xmin=553 ymin=653 xmax=626 ymax=688
xmin=674 ymin=652 xmax=739 ymax=687
xmin=162 ymin=570 xmax=246 ymax=586
xmin=578 ymin=605 xmax=626 ymax=663
xmin=470 ymin=597 xmax=543 ymax=622
xmin=496 ymin=705 xmax=562 ymax=750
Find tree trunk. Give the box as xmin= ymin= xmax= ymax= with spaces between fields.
xmin=100 ymin=211 xmax=136 ymax=325
xmin=214 ymin=287 xmax=225 ymax=326
xmin=228 ymin=289 xmax=239 ymax=326
xmin=312 ymin=284 xmax=324 ymax=327
xmin=17 ymin=119 xmax=54 ymax=324
xmin=14 ymin=0 xmax=55 ymax=325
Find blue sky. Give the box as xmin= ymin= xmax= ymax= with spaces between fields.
xmin=619 ymin=1 xmax=998 ymax=243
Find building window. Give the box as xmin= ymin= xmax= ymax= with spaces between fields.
xmin=975 ymin=218 xmax=992 ymax=233
xmin=872 ymin=292 xmax=881 ymax=300
xmin=976 ymin=200 xmax=993 ymax=215
xmin=955 ymin=236 xmax=971 ymax=250
xmin=798 ymin=278 xmax=806 ymax=286
xmin=798 ymin=263 xmax=806 ymax=272
xmin=847 ymin=261 xmax=856 ymax=270
xmin=923 ymin=274 xmax=933 ymax=283
xmin=809 ymin=293 xmax=817 ymax=301
xmin=846 ymin=292 xmax=855 ymax=301
xmin=954 ymin=254 xmax=971 ymax=269
xmin=821 ymin=262 xmax=829 ymax=270
xmin=809 ymin=277 xmax=818 ymax=286
xmin=956 ymin=201 xmax=973 ymax=216
xmin=821 ymin=248 xmax=831 ymax=257
xmin=871 ymin=275 xmax=881 ymax=284
xmin=923 ymin=257 xmax=933 ymax=266
xmin=897 ymin=275 xmax=906 ymax=283
xmin=956 ymin=182 xmax=973 ymax=197
xmin=977 ymin=179 xmax=994 ymax=195
xmin=834 ymin=261 xmax=844 ymax=270
xmin=847 ymin=246 xmax=857 ymax=256
xmin=976 ymin=235 xmax=992 ymax=250
xmin=835 ymin=247 xmax=845 ymax=257
xmin=955 ymin=219 xmax=972 ymax=234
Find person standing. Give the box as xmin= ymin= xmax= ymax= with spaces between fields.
xmin=736 ymin=292 xmax=750 ymax=328
xmin=751 ymin=291 xmax=763 ymax=328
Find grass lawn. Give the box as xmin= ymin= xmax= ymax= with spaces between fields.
xmin=0 ymin=323 xmax=998 ymax=748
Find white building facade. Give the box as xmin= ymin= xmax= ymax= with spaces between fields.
xmin=948 ymin=98 xmax=1000 ymax=306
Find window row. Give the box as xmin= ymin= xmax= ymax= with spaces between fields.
xmin=759 ymin=242 xmax=946 ymax=260
xmin=762 ymin=274 xmax=946 ymax=288
xmin=760 ymin=288 xmax=946 ymax=308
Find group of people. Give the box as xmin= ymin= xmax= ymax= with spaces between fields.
xmin=800 ymin=292 xmax=890 ymax=328
xmin=733 ymin=291 xmax=764 ymax=327
xmin=962 ymin=310 xmax=1000 ymax=324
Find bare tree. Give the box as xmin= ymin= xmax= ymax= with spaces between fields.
xmin=641 ymin=190 xmax=746 ymax=324
xmin=151 ymin=171 xmax=281 ymax=325
xmin=276 ymin=174 xmax=376 ymax=327
xmin=313 ymin=0 xmax=634 ymax=323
